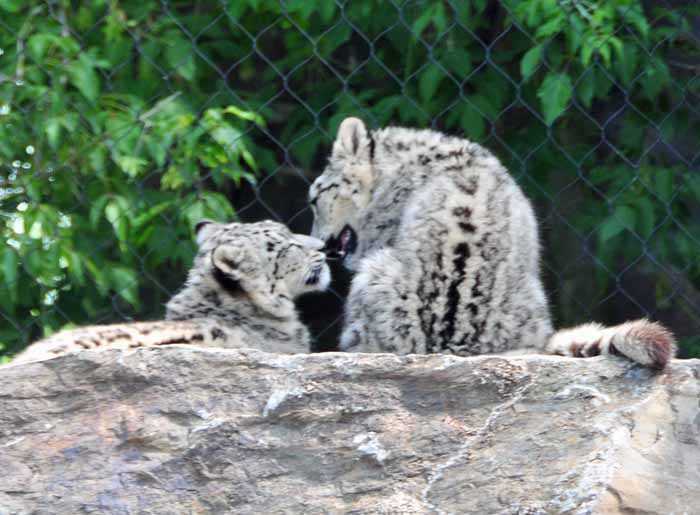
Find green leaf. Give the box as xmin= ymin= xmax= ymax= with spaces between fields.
xmin=577 ymin=71 xmax=595 ymax=108
xmin=132 ymin=201 xmax=174 ymax=229
xmin=56 ymin=36 xmax=81 ymax=56
xmin=90 ymin=194 xmax=110 ymax=228
xmin=0 ymin=0 xmax=22 ymax=13
xmin=66 ymin=54 xmax=101 ymax=102
xmin=104 ymin=198 xmax=129 ymax=244
xmin=624 ymin=5 xmax=650 ymax=41
xmin=183 ymin=200 xmax=207 ymax=228
xmin=319 ymin=1 xmax=336 ymax=23
xmin=433 ymin=3 xmax=448 ymax=33
xmin=535 ymin=13 xmax=564 ymax=39
xmin=581 ymin=35 xmax=598 ymax=67
xmin=240 ymin=147 xmax=258 ymax=172
xmin=372 ymin=95 xmax=401 ymax=123
xmin=27 ymin=33 xmax=57 ymax=60
xmin=210 ymin=123 xmax=243 ymax=150
xmin=635 ymin=197 xmax=656 ymax=239
xmin=654 ymin=169 xmax=674 ymax=203
xmin=45 ymin=118 xmax=62 ymax=149
xmin=88 ymin=145 xmax=107 ymax=173
xmin=318 ymin=22 xmax=351 ymax=57
xmin=165 ymin=38 xmax=196 ymax=81
xmin=418 ymin=65 xmax=443 ymax=103
xmin=573 ymin=1 xmax=593 ymax=20
xmin=566 ymin=15 xmax=585 ymax=54
xmin=63 ymin=249 xmax=86 ymax=286
xmin=223 ymin=105 xmax=265 ymax=126
xmin=460 ymin=104 xmax=485 ymax=141
xmin=134 ymin=224 xmax=156 ymax=249
xmin=23 ymin=247 xmax=43 ymax=279
xmin=537 ymin=73 xmax=572 ymax=125
xmin=608 ymin=36 xmax=624 ymax=59
xmin=116 ymin=156 xmax=148 ymax=177
xmin=161 ymin=162 xmax=197 ymax=190
xmin=1 ymin=248 xmax=18 ymax=306
xmin=469 ymin=93 xmax=498 ymax=120
xmin=145 ymin=138 xmax=168 ymax=168
xmin=598 ymin=43 xmax=611 ymax=68
xmin=202 ymin=192 xmax=235 ymax=220
xmin=685 ymin=175 xmax=700 ymax=200
xmin=520 ymin=45 xmax=542 ymax=81
xmin=640 ymin=59 xmax=670 ymax=100
xmin=474 ymin=0 xmax=488 ymax=12
xmin=84 ymin=259 xmax=109 ymax=296
xmin=285 ymin=0 xmax=315 ymax=17
xmin=442 ymin=48 xmax=472 ymax=79
xmin=110 ymin=266 xmax=139 ymax=307
xmin=594 ymin=70 xmax=613 ymax=98
xmin=60 ymin=113 xmax=80 ymax=132
xmin=599 ymin=205 xmax=636 ymax=242
xmin=412 ymin=5 xmax=436 ymax=37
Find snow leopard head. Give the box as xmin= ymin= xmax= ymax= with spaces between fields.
xmin=309 ymin=117 xmax=375 ymax=267
xmin=191 ymin=220 xmax=331 ymax=318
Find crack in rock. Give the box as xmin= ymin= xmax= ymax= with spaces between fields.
xmin=421 ymin=364 xmax=534 ymax=514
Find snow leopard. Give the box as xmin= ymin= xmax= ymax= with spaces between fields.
xmin=13 ymin=220 xmax=330 ymax=363
xmin=308 ymin=117 xmax=675 ymax=369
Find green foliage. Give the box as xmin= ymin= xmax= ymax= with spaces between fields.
xmin=0 ymin=0 xmax=698 ymax=357
xmin=537 ymin=73 xmax=573 ymax=125
xmin=0 ymin=1 xmax=266 ymax=351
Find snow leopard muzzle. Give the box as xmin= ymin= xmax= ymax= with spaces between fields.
xmin=322 ymin=225 xmax=357 ymax=260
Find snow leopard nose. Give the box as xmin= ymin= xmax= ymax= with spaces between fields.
xmin=291 ymin=233 xmax=325 ymax=250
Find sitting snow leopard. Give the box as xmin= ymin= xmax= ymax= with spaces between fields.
xmin=308 ymin=117 xmax=675 ymax=369
xmin=13 ymin=220 xmax=330 ymax=363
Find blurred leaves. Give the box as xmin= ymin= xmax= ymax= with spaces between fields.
xmin=0 ymin=1 xmax=267 ymax=354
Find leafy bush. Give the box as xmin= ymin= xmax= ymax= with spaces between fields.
xmin=0 ymin=0 xmax=698 ymax=358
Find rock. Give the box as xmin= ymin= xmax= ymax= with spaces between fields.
xmin=0 ymin=348 xmax=698 ymax=515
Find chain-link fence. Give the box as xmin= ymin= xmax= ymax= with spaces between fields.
xmin=0 ymin=1 xmax=698 ymax=359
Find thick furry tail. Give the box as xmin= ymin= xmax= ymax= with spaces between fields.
xmin=546 ymin=319 xmax=676 ymax=369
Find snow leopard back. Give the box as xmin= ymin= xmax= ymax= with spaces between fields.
xmin=310 ymin=118 xmax=553 ymax=355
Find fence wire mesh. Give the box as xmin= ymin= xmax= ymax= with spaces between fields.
xmin=0 ymin=0 xmax=698 ymax=358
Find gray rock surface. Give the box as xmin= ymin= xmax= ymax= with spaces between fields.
xmin=0 ymin=348 xmax=698 ymax=515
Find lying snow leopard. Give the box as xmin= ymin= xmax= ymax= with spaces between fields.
xmin=308 ymin=117 xmax=675 ymax=369
xmin=13 ymin=220 xmax=330 ymax=363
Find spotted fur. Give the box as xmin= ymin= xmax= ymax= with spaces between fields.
xmin=309 ymin=117 xmax=675 ymax=369
xmin=14 ymin=220 xmax=330 ymax=363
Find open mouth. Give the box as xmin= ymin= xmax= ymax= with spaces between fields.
xmin=323 ymin=225 xmax=357 ymax=260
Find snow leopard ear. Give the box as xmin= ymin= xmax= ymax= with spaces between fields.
xmin=334 ymin=117 xmax=371 ymax=160
xmin=211 ymin=243 xmax=256 ymax=283
xmin=211 ymin=243 xmax=294 ymax=319
xmin=195 ymin=219 xmax=220 ymax=246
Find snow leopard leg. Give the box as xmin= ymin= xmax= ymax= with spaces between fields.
xmin=339 ymin=249 xmax=420 ymax=353
xmin=546 ymin=319 xmax=676 ymax=369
